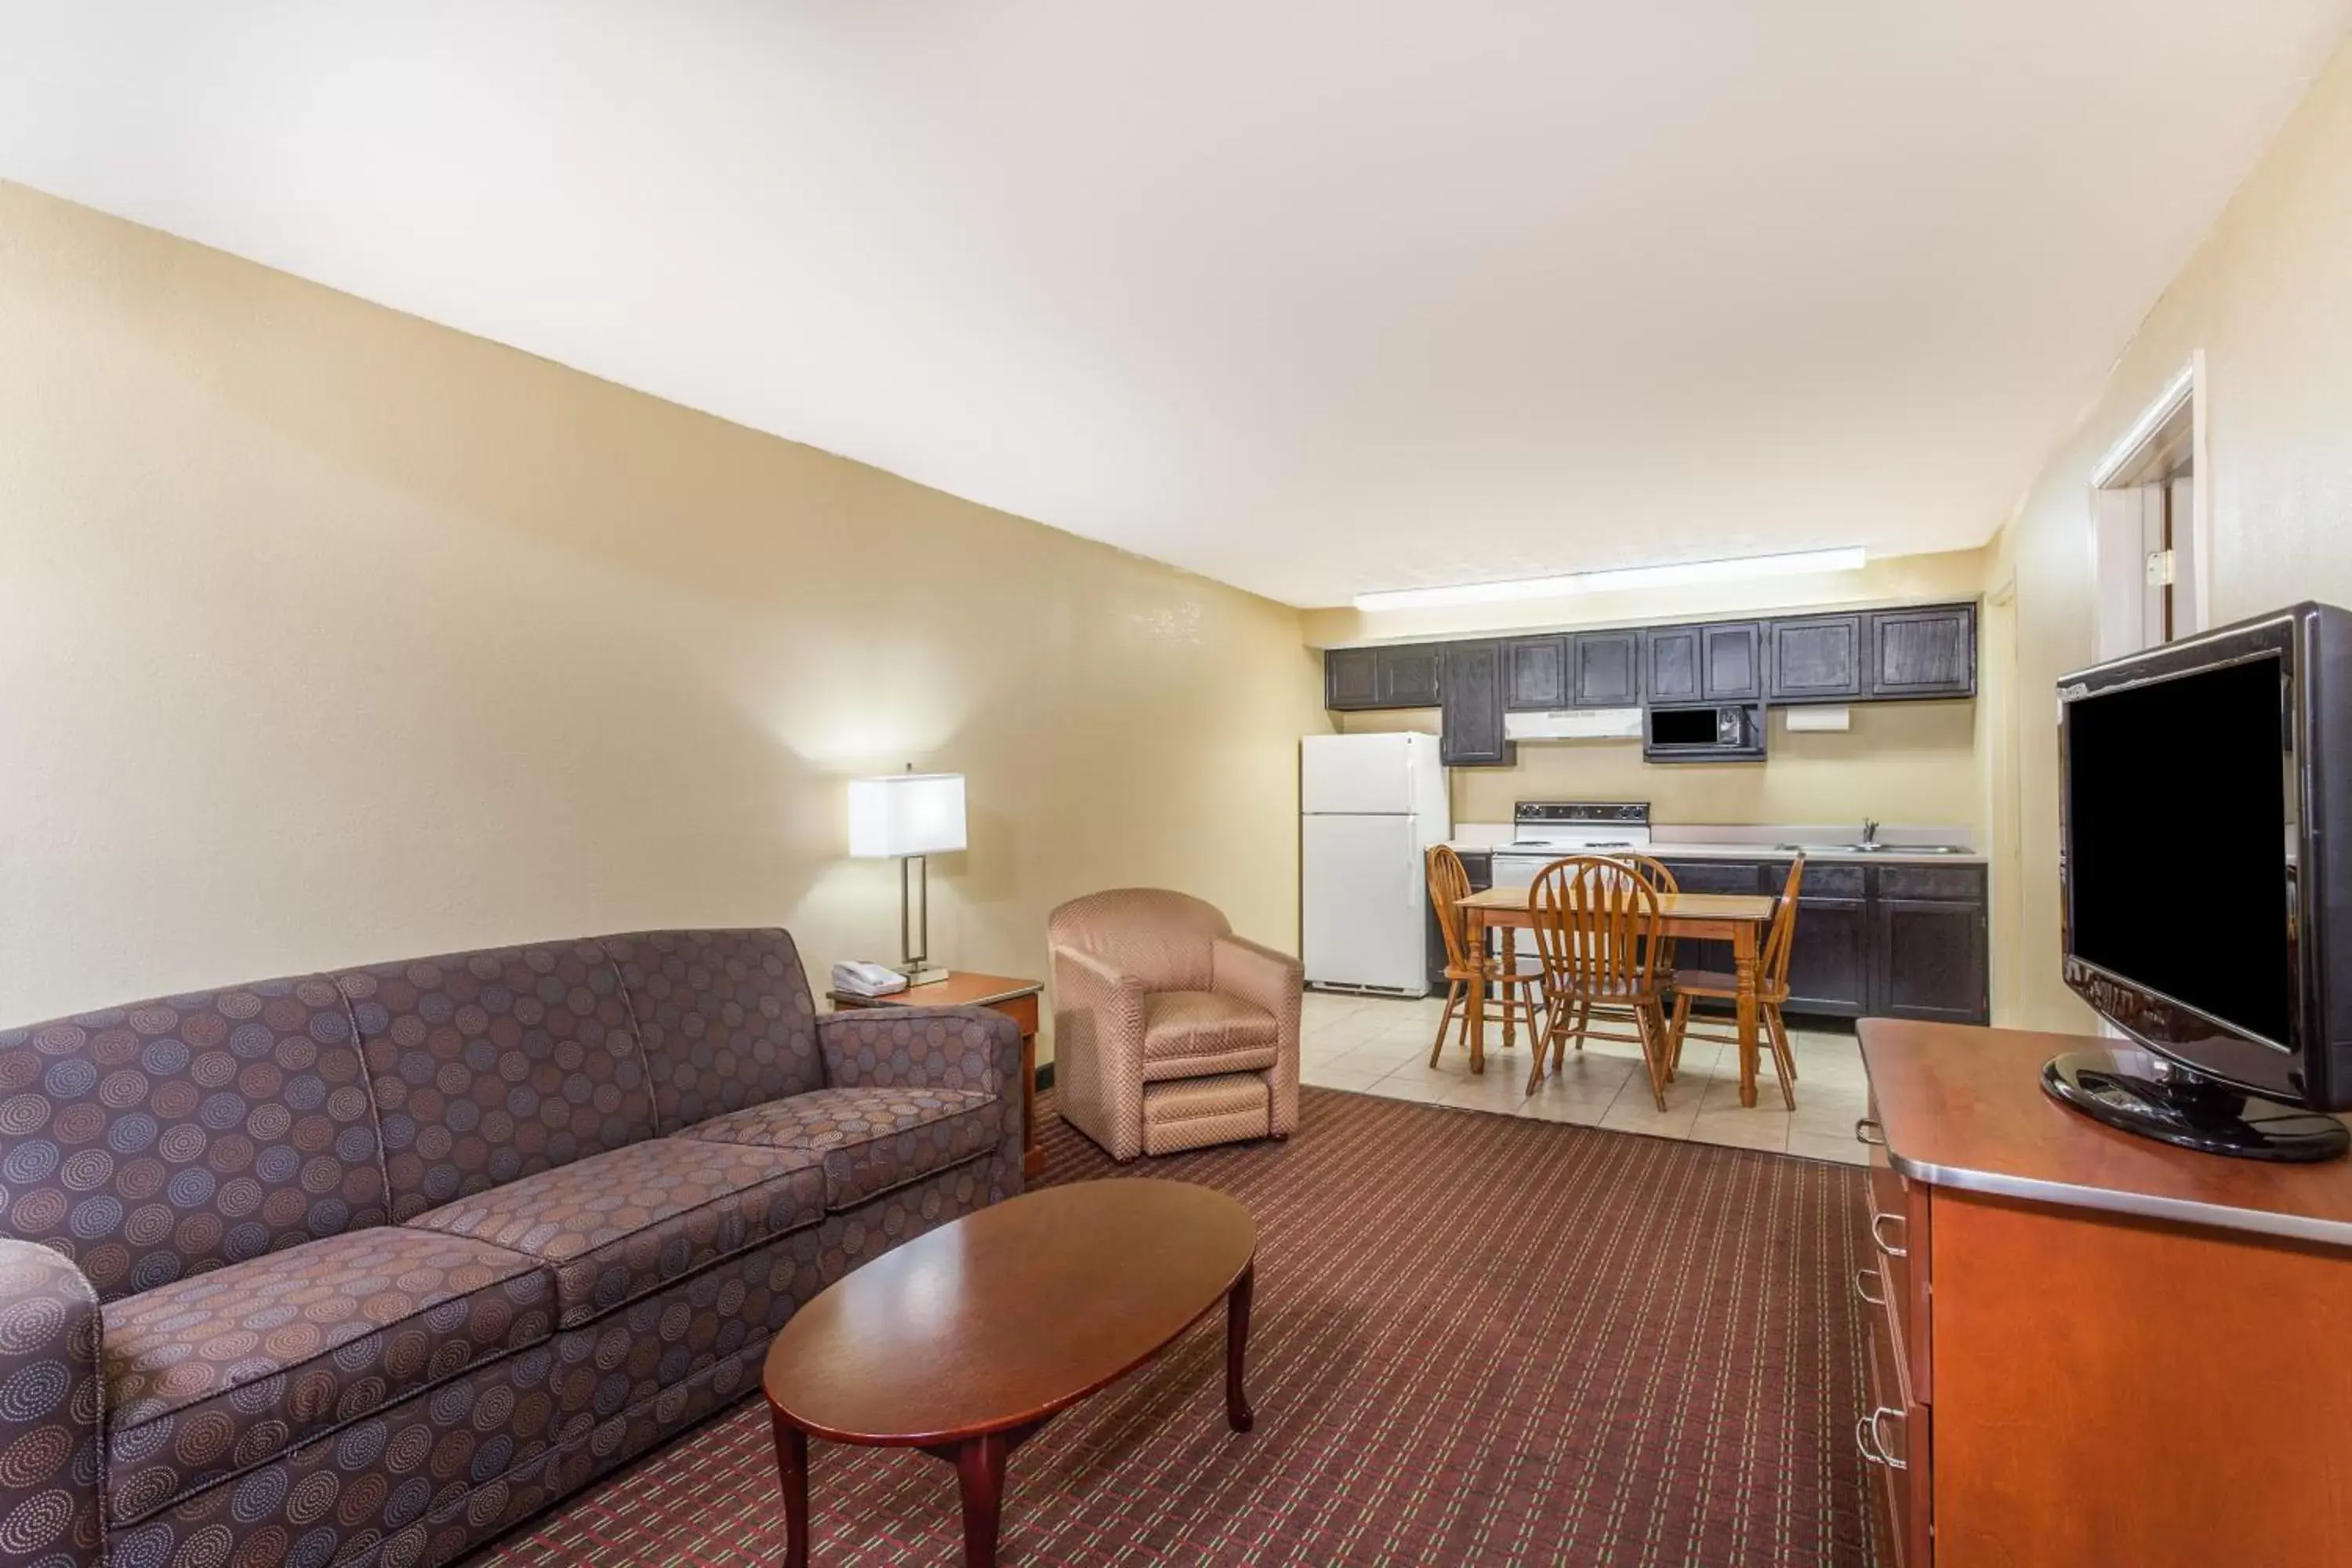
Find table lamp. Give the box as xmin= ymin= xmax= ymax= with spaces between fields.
xmin=847 ymin=771 xmax=966 ymax=985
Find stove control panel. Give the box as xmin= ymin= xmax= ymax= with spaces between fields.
xmin=1512 ymin=801 xmax=1651 ymax=829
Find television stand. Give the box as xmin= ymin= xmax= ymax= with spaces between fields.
xmin=1860 ymin=1019 xmax=2352 ymax=1566
xmin=2042 ymin=1044 xmax=2350 ymax=1162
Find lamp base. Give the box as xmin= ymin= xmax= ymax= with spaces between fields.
xmin=902 ymin=964 xmax=950 ymax=987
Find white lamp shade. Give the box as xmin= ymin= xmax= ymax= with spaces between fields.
xmin=847 ymin=773 xmax=967 ymax=858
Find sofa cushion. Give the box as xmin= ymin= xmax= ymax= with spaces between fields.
xmin=337 ymin=942 xmax=656 ymax=1221
xmin=1140 ymin=990 xmax=1279 ymax=1081
xmin=681 ymin=1086 xmax=1002 ymax=1210
xmin=0 ymin=975 xmax=390 ymax=1301
xmin=404 ymin=1138 xmax=824 ymax=1328
xmin=601 ymin=929 xmax=823 ymax=1130
xmin=100 ymin=1228 xmax=552 ymax=1525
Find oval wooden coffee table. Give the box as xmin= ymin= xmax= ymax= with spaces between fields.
xmin=762 ymin=1179 xmax=1258 ymax=1566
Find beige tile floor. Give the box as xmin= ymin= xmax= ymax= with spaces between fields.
xmin=1299 ymin=988 xmax=1872 ymax=1164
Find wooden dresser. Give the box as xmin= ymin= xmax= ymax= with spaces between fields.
xmin=1856 ymin=1019 xmax=2352 ymax=1568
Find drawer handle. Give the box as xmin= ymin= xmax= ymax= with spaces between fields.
xmin=1856 ymin=1265 xmax=1887 ymax=1308
xmin=1856 ymin=1408 xmax=1908 ymax=1471
xmin=1854 ymin=1117 xmax=1886 ymax=1146
xmin=1870 ymin=1210 xmax=1908 ymax=1260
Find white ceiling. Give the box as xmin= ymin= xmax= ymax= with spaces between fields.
xmin=3 ymin=3 xmax=2346 ymax=607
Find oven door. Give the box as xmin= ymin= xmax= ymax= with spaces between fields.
xmin=1490 ymin=851 xmax=1559 ymax=890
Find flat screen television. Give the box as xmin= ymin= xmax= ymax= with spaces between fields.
xmin=2055 ymin=601 xmax=2352 ymax=1160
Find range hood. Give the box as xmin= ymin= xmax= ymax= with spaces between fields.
xmin=1502 ymin=707 xmax=1644 ymax=742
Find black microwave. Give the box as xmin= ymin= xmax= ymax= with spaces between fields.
xmin=1643 ymin=702 xmax=1767 ymax=763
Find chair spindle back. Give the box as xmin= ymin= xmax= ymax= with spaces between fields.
xmin=1529 ymin=855 xmax=1664 ymax=996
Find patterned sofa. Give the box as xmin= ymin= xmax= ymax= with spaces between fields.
xmin=0 ymin=928 xmax=1023 ymax=1568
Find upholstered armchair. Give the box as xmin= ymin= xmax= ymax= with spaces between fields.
xmin=1047 ymin=888 xmax=1303 ymax=1162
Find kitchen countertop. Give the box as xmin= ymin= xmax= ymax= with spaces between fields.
xmin=1444 ymin=837 xmax=1984 ymax=866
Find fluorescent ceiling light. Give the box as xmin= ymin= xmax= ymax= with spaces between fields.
xmin=1352 ymin=547 xmax=1867 ymax=612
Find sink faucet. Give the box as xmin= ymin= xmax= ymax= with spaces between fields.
xmin=1862 ymin=818 xmax=1880 ymax=848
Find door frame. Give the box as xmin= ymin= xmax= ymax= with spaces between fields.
xmin=2089 ymin=353 xmax=2210 ymax=649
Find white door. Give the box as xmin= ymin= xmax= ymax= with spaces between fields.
xmin=1301 ymin=733 xmax=1423 ymax=816
xmin=1302 ymin=813 xmax=1427 ymax=990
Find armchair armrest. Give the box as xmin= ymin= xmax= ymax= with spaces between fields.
xmin=1214 ymin=933 xmax=1305 ymax=1137
xmin=1050 ymin=943 xmax=1152 ymax=1161
xmin=818 ymin=1004 xmax=1021 ymax=1100
xmin=0 ymin=1240 xmax=104 ymax=1567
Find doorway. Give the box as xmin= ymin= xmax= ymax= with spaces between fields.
xmin=2091 ymin=358 xmax=2207 ymax=656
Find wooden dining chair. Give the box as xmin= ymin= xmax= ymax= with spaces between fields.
xmin=1525 ymin=855 xmax=1673 ymax=1108
xmin=1539 ymin=853 xmax=1678 ymax=1071
xmin=1664 ymin=855 xmax=1805 ymax=1109
xmin=1427 ymin=845 xmax=1543 ymax=1065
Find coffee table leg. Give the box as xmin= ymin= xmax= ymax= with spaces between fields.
xmin=771 ymin=1410 xmax=818 ymax=1568
xmin=1226 ymin=1260 xmax=1256 ymax=1433
xmin=953 ymin=1431 xmax=1007 ymax=1567
xmin=770 ymin=1409 xmax=811 ymax=1568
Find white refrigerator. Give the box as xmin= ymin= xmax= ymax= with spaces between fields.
xmin=1301 ymin=733 xmax=1451 ymax=995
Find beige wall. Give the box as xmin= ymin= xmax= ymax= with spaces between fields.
xmin=1989 ymin=37 xmax=2352 ymax=1029
xmin=0 ymin=182 xmax=1330 ymax=1052
xmin=1298 ymin=546 xmax=1991 ymax=647
xmin=1340 ymin=703 xmax=1982 ymax=832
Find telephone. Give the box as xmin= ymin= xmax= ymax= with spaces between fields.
xmin=831 ymin=960 xmax=909 ymax=998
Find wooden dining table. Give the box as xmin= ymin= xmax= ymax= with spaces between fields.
xmin=1455 ymin=884 xmax=1781 ymax=1107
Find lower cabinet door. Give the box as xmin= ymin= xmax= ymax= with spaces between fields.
xmin=1784 ymin=896 xmax=1869 ymax=1017
xmin=1873 ymin=898 xmax=1989 ymax=1024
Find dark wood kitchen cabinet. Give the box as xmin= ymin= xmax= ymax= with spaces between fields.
xmin=1654 ymin=858 xmax=1771 ymax=977
xmin=1324 ymin=644 xmax=1445 ymax=710
xmin=1643 ymin=626 xmax=1702 ymax=702
xmin=1323 ymin=601 xmax=1977 ymax=714
xmin=1784 ymin=862 xmax=1872 ymax=1017
xmin=1572 ymin=630 xmax=1643 ymax=706
xmin=1656 ymin=856 xmax=1986 ymax=1025
xmin=1439 ymin=640 xmax=1514 ymax=766
xmin=1378 ymin=643 xmax=1445 ymax=706
xmin=1700 ymin=621 xmax=1763 ymax=700
xmin=1323 ymin=646 xmax=1379 ymax=709
xmin=1867 ymin=605 xmax=1976 ymax=700
xmin=1504 ymin=635 xmax=1569 ymax=710
xmin=1766 ymin=613 xmax=1865 ymax=702
xmin=1872 ymin=864 xmax=1990 ymax=1023
xmin=1637 ymin=621 xmax=1762 ymax=706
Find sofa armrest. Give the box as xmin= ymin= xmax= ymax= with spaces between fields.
xmin=1214 ymin=933 xmax=1305 ymax=1137
xmin=0 ymin=1240 xmax=104 ymax=1567
xmin=818 ymin=1004 xmax=1021 ymax=1101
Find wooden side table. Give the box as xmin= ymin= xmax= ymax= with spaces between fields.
xmin=828 ymin=971 xmax=1046 ymax=1179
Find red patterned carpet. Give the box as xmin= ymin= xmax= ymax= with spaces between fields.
xmin=468 ymin=1088 xmax=1878 ymax=1566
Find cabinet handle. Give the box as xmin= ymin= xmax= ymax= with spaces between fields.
xmin=1856 ymin=1408 xmax=1908 ymax=1471
xmin=1854 ymin=1117 xmax=1886 ymax=1146
xmin=1870 ymin=1210 xmax=1908 ymax=1259
xmin=1856 ymin=1265 xmax=1887 ymax=1308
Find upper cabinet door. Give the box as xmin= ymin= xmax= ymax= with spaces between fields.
xmin=1867 ymin=606 xmax=1976 ymax=699
xmin=1439 ymin=640 xmax=1513 ymax=766
xmin=1700 ymin=621 xmax=1762 ymax=700
xmin=1324 ymin=647 xmax=1379 ymax=710
xmin=1643 ymin=625 xmax=1702 ymax=703
xmin=1572 ymin=631 xmax=1642 ymax=706
xmin=1766 ymin=614 xmax=1864 ymax=702
xmin=1504 ymin=635 xmax=1569 ymax=710
xmin=1377 ymin=644 xmax=1444 ymax=706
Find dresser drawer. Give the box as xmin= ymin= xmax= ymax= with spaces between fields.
xmin=1861 ymin=1292 xmax=1927 ymax=1567
xmin=1860 ymin=1108 xmax=1932 ymax=1404
xmin=1802 ymin=862 xmax=1867 ymax=899
xmin=1657 ymin=858 xmax=1772 ymax=895
xmin=1875 ymin=863 xmax=1986 ymax=902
